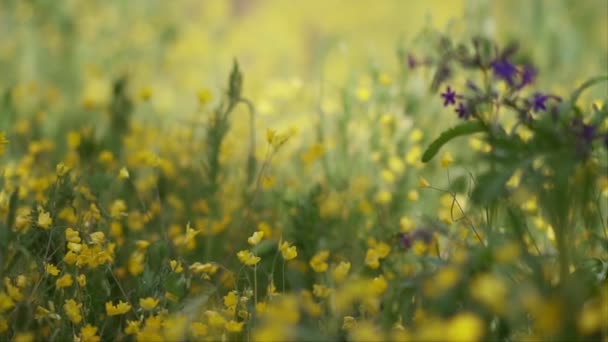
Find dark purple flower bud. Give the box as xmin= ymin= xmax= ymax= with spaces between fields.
xmin=407 ymin=54 xmax=417 ymax=69
xmin=581 ymin=124 xmax=596 ymax=143
xmin=530 ymin=93 xmax=550 ymax=112
xmin=466 ymin=80 xmax=480 ymax=92
xmin=455 ymin=102 xmax=470 ymax=119
xmin=441 ymin=86 xmax=457 ymax=106
xmin=398 ymin=233 xmax=413 ymax=249
xmin=491 ymin=58 xmax=518 ymax=85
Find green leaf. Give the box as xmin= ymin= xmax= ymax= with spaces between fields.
xmin=471 ymin=168 xmax=516 ymax=205
xmin=421 ymin=121 xmax=485 ymax=163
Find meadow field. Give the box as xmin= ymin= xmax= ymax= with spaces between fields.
xmin=0 ymin=1 xmax=607 ymax=341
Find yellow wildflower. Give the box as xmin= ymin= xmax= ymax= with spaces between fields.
xmin=237 ymin=250 xmax=260 ymax=266
xmin=125 ymin=320 xmax=140 ymax=335
xmin=309 ymin=250 xmax=330 ymax=273
xmin=332 ymin=261 xmax=351 ymax=283
xmin=118 ymin=167 xmax=130 ymax=179
xmin=278 ymin=240 xmax=298 ymax=261
xmin=106 ymin=300 xmax=132 ymax=316
xmin=56 ymin=274 xmax=73 ymax=288
xmin=63 ymin=299 xmax=82 ymax=324
xmin=80 ymin=324 xmax=101 ymax=342
xmin=247 ymin=231 xmax=264 ymax=245
xmin=169 ymin=260 xmax=183 ymax=273
xmin=37 ymin=210 xmax=52 ymax=229
xmin=419 ymin=176 xmax=430 ymax=189
xmin=365 ymin=249 xmax=380 ymax=269
xmin=225 ymin=320 xmax=244 ymax=333
xmin=441 ymin=151 xmax=454 ymax=168
xmin=191 ymin=322 xmax=208 ymax=337
xmin=45 ymin=263 xmax=60 ymax=276
xmin=139 ymin=297 xmax=159 ymax=311
xmin=65 ymin=228 xmax=81 ymax=243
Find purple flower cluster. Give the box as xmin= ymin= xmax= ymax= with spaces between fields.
xmin=440 ymin=86 xmax=470 ymax=120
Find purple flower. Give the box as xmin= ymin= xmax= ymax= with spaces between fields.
xmin=455 ymin=102 xmax=470 ymax=119
xmin=530 ymin=93 xmax=550 ymax=112
xmin=518 ymin=64 xmax=537 ymax=88
xmin=491 ymin=58 xmax=518 ymax=85
xmin=441 ymin=86 xmax=457 ymax=106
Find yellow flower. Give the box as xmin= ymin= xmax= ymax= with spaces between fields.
xmin=278 ymin=240 xmax=298 ymax=261
xmin=118 ymin=167 xmax=130 ymax=179
xmin=371 ymin=275 xmax=388 ymax=295
xmin=441 ymin=151 xmax=454 ymax=168
xmin=223 ymin=291 xmax=238 ymax=308
xmin=190 ymin=322 xmax=208 ymax=337
xmin=0 ymin=293 xmax=15 ymax=313
xmin=446 ymin=312 xmax=485 ymax=341
xmin=65 ymin=228 xmax=81 ymax=243
xmin=139 ymin=297 xmax=159 ymax=311
xmin=12 ymin=332 xmax=34 ymax=342
xmin=45 ymin=263 xmax=60 ymax=276
xmin=0 ymin=132 xmax=8 ymax=155
xmin=197 ymin=89 xmax=213 ymax=106
xmin=365 ymin=249 xmax=380 ymax=269
xmin=106 ymin=300 xmax=132 ymax=316
xmin=56 ymin=162 xmax=70 ymax=176
xmin=37 ymin=210 xmax=52 ymax=229
xmin=247 ymin=231 xmax=264 ymax=245
xmin=135 ymin=240 xmax=150 ymax=250
xmin=63 ymin=299 xmax=82 ymax=324
xmin=237 ymin=250 xmax=260 ymax=266
xmin=309 ymin=250 xmax=330 ymax=273
xmin=375 ymin=242 xmax=391 ymax=258
xmin=342 ymin=316 xmax=357 ymax=331
xmin=169 ymin=259 xmax=183 ymax=273
xmin=56 ymin=274 xmax=73 ymax=288
xmin=225 ymin=320 xmax=244 ymax=333
xmin=77 ymin=274 xmax=86 ymax=287
xmin=4 ymin=278 xmax=23 ymax=301
xmin=419 ymin=176 xmax=430 ymax=189
xmin=407 ymin=190 xmax=419 ymax=202
xmin=89 ymin=231 xmax=105 ymax=245
xmin=313 ymin=284 xmax=332 ymax=298
xmin=80 ymin=324 xmax=101 ymax=342
xmin=124 ymin=320 xmax=140 ymax=335
xmin=332 ymin=261 xmax=351 ymax=283
xmin=266 ymin=128 xmax=276 ymax=145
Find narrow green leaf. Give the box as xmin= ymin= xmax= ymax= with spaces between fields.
xmin=421 ymin=121 xmax=485 ymax=163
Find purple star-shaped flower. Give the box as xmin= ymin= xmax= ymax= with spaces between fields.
xmin=491 ymin=58 xmax=518 ymax=85
xmin=455 ymin=102 xmax=470 ymax=119
xmin=530 ymin=93 xmax=550 ymax=112
xmin=518 ymin=64 xmax=537 ymax=89
xmin=441 ymin=86 xmax=457 ymax=107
